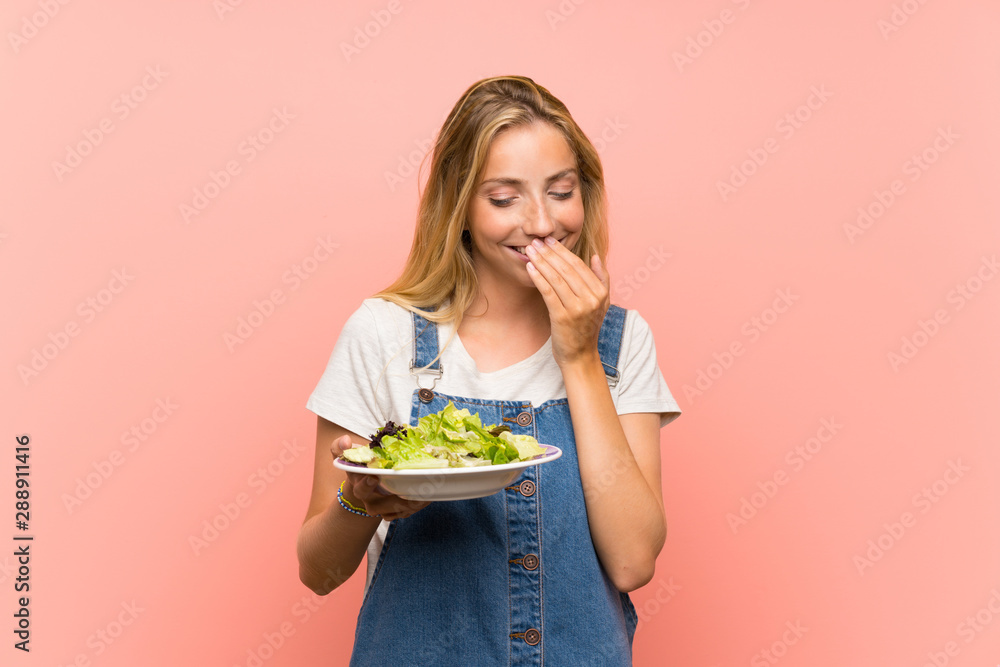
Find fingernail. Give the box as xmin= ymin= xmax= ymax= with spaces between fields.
xmin=532 ymin=238 xmax=545 ymax=249
xmin=544 ymin=236 xmax=556 ymax=246
xmin=525 ymin=243 xmax=538 ymax=255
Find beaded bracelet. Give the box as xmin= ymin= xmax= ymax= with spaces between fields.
xmin=338 ymin=481 xmax=376 ymax=518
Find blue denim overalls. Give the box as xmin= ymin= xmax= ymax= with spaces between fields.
xmin=350 ymin=305 xmax=637 ymax=666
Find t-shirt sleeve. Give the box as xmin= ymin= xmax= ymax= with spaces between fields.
xmin=305 ymin=301 xmax=390 ymax=440
xmin=615 ymin=310 xmax=682 ymax=428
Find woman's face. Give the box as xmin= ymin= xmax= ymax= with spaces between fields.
xmin=467 ymin=122 xmax=585 ymax=290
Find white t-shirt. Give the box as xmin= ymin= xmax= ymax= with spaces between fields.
xmin=306 ymin=298 xmax=681 ymax=588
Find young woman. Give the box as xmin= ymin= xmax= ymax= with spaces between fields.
xmin=297 ymin=75 xmax=681 ymax=666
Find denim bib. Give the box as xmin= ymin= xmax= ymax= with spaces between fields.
xmin=350 ymin=306 xmax=637 ymax=666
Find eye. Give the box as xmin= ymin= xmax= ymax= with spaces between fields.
xmin=550 ymin=190 xmax=574 ymax=200
xmin=489 ymin=197 xmax=516 ymax=207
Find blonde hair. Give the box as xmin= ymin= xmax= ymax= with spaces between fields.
xmin=374 ymin=75 xmax=609 ymax=330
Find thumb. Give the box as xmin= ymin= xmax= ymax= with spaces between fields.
xmin=331 ymin=434 xmax=354 ymax=457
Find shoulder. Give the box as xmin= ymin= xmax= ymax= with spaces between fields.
xmin=621 ymin=307 xmax=653 ymax=337
xmin=332 ymin=298 xmax=414 ymax=359
xmin=606 ymin=306 xmax=655 ymax=349
xmin=344 ymin=298 xmax=413 ymax=333
xmin=617 ymin=307 xmax=661 ymax=362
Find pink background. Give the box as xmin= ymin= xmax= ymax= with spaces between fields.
xmin=3 ymin=1 xmax=999 ymax=665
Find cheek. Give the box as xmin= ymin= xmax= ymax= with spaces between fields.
xmin=469 ymin=205 xmax=507 ymax=245
xmin=563 ymin=200 xmax=586 ymax=233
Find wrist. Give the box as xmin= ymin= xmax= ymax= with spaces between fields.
xmin=338 ymin=481 xmax=378 ymax=519
xmin=559 ymin=351 xmax=604 ymax=380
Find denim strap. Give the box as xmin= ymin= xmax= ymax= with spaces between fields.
xmin=410 ymin=308 xmax=442 ymax=376
xmin=409 ymin=304 xmax=626 ymax=386
xmin=597 ymin=304 xmax=627 ymax=387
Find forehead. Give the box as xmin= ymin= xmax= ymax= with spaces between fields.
xmin=480 ymin=123 xmax=576 ymax=178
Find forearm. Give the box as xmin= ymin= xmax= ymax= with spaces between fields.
xmin=561 ymin=354 xmax=666 ymax=592
xmin=296 ymin=490 xmax=381 ymax=595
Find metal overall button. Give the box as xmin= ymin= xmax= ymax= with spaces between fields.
xmin=518 ymin=480 xmax=535 ymax=497
xmin=515 ymin=411 xmax=532 ymax=427
xmin=523 ymin=628 xmax=541 ymax=646
xmin=418 ymin=388 xmax=434 ymax=403
xmin=522 ymin=553 xmax=539 ymax=571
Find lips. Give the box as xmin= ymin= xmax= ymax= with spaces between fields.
xmin=507 ymin=245 xmax=531 ymax=262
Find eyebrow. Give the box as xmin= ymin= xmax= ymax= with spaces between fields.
xmin=479 ymin=168 xmax=578 ymax=187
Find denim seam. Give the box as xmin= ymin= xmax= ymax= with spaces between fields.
xmin=504 ymin=483 xmax=512 ymax=665
xmin=534 ymin=408 xmax=544 ymax=663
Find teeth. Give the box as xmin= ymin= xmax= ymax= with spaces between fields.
xmin=513 ymin=247 xmax=526 ymax=255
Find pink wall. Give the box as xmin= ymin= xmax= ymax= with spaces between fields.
xmin=3 ymin=1 xmax=998 ymax=665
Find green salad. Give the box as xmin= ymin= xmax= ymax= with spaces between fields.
xmin=341 ymin=402 xmax=546 ymax=470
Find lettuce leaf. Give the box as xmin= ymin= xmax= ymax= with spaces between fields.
xmin=345 ymin=402 xmax=546 ymax=470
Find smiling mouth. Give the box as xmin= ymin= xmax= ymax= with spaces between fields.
xmin=507 ymin=239 xmax=565 ymax=256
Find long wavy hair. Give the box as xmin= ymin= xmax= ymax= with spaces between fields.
xmin=374 ymin=75 xmax=609 ymax=330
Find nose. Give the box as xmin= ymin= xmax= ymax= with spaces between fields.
xmin=521 ymin=199 xmax=556 ymax=239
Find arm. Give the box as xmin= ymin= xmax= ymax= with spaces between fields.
xmin=296 ymin=417 xmax=428 ymax=595
xmin=561 ymin=363 xmax=666 ymax=592
xmin=297 ymin=418 xmax=380 ymax=594
xmin=525 ymin=237 xmax=666 ymax=592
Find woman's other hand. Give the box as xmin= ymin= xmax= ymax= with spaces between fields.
xmin=332 ymin=435 xmax=430 ymax=521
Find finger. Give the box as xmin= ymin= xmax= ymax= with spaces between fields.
xmin=525 ymin=239 xmax=589 ymax=299
xmin=590 ymin=254 xmax=611 ymax=307
xmin=526 ymin=260 xmax=566 ymax=317
xmin=591 ymin=254 xmax=609 ymax=289
xmin=365 ymin=495 xmax=429 ymax=520
xmin=350 ymin=475 xmax=389 ymax=502
xmin=533 ymin=237 xmax=608 ymax=302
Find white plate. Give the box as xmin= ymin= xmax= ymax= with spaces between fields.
xmin=334 ymin=445 xmax=562 ymax=501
